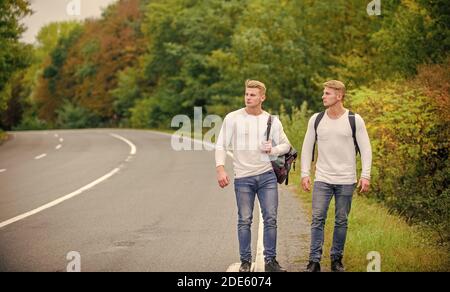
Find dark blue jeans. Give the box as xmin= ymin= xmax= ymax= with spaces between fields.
xmin=309 ymin=181 xmax=356 ymax=263
xmin=234 ymin=170 xmax=278 ymax=263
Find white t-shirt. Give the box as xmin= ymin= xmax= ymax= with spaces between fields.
xmin=301 ymin=109 xmax=372 ymax=184
xmin=215 ymin=108 xmax=291 ymax=179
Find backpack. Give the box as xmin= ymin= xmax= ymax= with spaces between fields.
xmin=266 ymin=116 xmax=298 ymax=185
xmin=312 ymin=111 xmax=360 ymax=162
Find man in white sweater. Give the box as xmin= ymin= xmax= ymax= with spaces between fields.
xmin=301 ymin=80 xmax=372 ymax=272
xmin=215 ymin=80 xmax=291 ymax=272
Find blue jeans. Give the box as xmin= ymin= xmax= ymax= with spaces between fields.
xmin=234 ymin=170 xmax=279 ymax=263
xmin=309 ymin=181 xmax=356 ymax=263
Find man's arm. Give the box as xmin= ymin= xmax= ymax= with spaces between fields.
xmin=300 ymin=114 xmax=317 ymax=192
xmin=215 ymin=115 xmax=232 ymax=188
xmin=269 ymin=117 xmax=291 ymax=156
xmin=215 ymin=115 xmax=231 ymax=167
xmin=356 ymin=114 xmax=372 ymax=192
xmin=216 ymin=165 xmax=230 ymax=188
xmin=356 ymin=115 xmax=372 ymax=180
xmin=301 ymin=114 xmax=317 ymax=178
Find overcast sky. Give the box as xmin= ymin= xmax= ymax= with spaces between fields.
xmin=20 ymin=0 xmax=118 ymax=44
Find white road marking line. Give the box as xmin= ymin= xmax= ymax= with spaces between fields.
xmin=0 ymin=132 xmax=140 ymax=229
xmin=226 ymin=263 xmax=241 ymax=272
xmin=34 ymin=153 xmax=47 ymax=160
xmin=54 ymin=134 xmax=59 ymax=138
xmin=226 ymin=203 xmax=264 ymax=273
xmin=59 ymin=138 xmax=64 ymax=143
xmin=0 ymin=169 xmax=6 ymax=173
xmin=168 ymin=132 xmax=233 ymax=156
xmin=110 ymin=133 xmax=136 ymax=155
xmin=0 ymin=168 xmax=120 ymax=229
xmin=56 ymin=144 xmax=62 ymax=150
xmin=254 ymin=203 xmax=265 ymax=272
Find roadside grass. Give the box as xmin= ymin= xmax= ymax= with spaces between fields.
xmin=0 ymin=130 xmax=8 ymax=145
xmin=288 ymin=168 xmax=450 ymax=272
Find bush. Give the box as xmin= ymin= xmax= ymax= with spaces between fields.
xmin=129 ymin=97 xmax=160 ymax=129
xmin=129 ymin=88 xmax=184 ymax=129
xmin=13 ymin=115 xmax=48 ymax=131
xmin=0 ymin=129 xmax=7 ymax=143
xmin=111 ymin=67 xmax=142 ymax=121
xmin=348 ymin=83 xmax=450 ymax=244
xmin=279 ymin=101 xmax=312 ymax=153
xmin=56 ymin=101 xmax=99 ymax=129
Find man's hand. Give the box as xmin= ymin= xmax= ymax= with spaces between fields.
xmin=261 ymin=140 xmax=272 ymax=154
xmin=217 ymin=166 xmax=230 ymax=188
xmin=357 ymin=178 xmax=370 ymax=193
xmin=301 ymin=176 xmax=312 ymax=192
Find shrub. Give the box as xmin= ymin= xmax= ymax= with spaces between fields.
xmin=348 ymin=83 xmax=449 ymax=244
xmin=56 ymin=101 xmax=99 ymax=129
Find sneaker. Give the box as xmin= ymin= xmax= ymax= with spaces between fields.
xmin=239 ymin=261 xmax=251 ymax=272
xmin=305 ymin=261 xmax=321 ymax=272
xmin=331 ymin=257 xmax=345 ymax=272
xmin=265 ymin=258 xmax=287 ymax=272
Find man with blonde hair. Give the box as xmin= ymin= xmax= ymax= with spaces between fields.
xmin=215 ymin=80 xmax=291 ymax=272
xmin=300 ymin=80 xmax=372 ymax=272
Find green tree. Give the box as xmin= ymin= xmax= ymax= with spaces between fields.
xmin=34 ymin=24 xmax=84 ymax=123
xmin=140 ymin=0 xmax=247 ymax=125
xmin=111 ymin=67 xmax=143 ymax=125
xmin=0 ymin=0 xmax=32 ymax=114
xmin=370 ymin=0 xmax=447 ymax=78
xmin=208 ymin=0 xmax=326 ymax=114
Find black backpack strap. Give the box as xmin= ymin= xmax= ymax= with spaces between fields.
xmin=266 ymin=115 xmax=272 ymax=141
xmin=348 ymin=111 xmax=360 ymax=155
xmin=312 ymin=112 xmax=325 ymax=162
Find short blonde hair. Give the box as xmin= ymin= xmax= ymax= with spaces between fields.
xmin=324 ymin=80 xmax=346 ymax=99
xmin=245 ymin=79 xmax=266 ymax=96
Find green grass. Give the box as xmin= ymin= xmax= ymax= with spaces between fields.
xmin=288 ymin=168 xmax=450 ymax=272
xmin=0 ymin=130 xmax=8 ymax=145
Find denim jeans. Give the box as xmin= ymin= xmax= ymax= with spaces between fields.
xmin=309 ymin=181 xmax=356 ymax=263
xmin=234 ymin=170 xmax=278 ymax=263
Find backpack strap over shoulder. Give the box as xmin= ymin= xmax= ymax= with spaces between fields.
xmin=266 ymin=115 xmax=272 ymax=141
xmin=348 ymin=111 xmax=360 ymax=155
xmin=312 ymin=112 xmax=325 ymax=162
xmin=312 ymin=110 xmax=360 ymax=162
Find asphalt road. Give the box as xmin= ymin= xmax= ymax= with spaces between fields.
xmin=0 ymin=129 xmax=308 ymax=272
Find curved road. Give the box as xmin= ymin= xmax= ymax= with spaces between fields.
xmin=0 ymin=129 xmax=308 ymax=272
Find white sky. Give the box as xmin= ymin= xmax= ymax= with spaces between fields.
xmin=20 ymin=0 xmax=118 ymax=44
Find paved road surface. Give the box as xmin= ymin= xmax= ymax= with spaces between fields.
xmin=0 ymin=129 xmax=309 ymax=272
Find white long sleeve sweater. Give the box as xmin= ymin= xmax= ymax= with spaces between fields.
xmin=215 ymin=108 xmax=291 ymax=179
xmin=301 ymin=110 xmax=372 ymax=184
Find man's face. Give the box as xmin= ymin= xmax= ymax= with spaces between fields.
xmin=322 ymin=87 xmax=342 ymax=107
xmin=245 ymin=87 xmax=265 ymax=108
